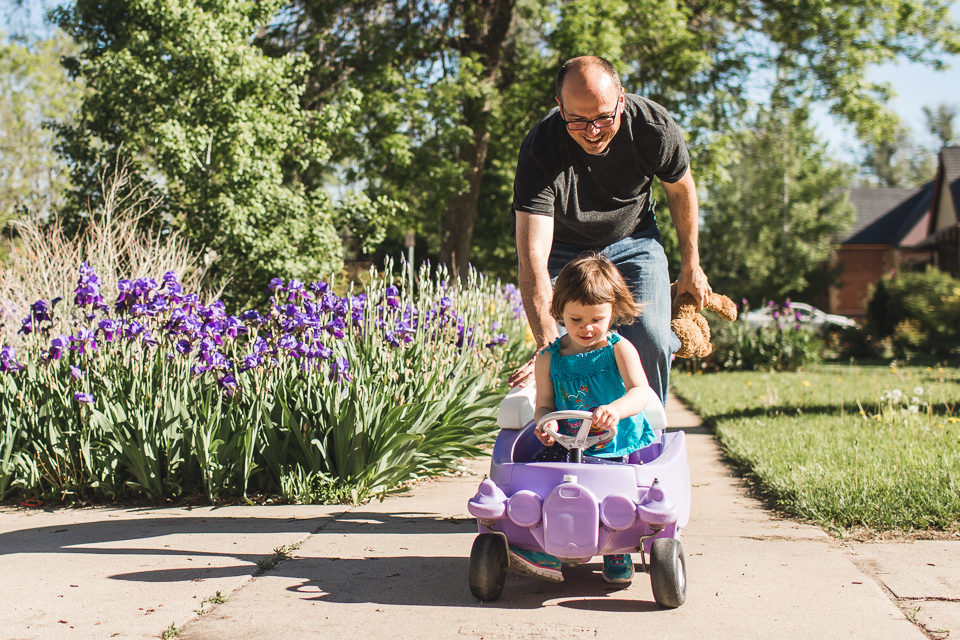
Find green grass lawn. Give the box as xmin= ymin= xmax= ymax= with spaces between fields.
xmin=672 ymin=363 xmax=960 ymax=536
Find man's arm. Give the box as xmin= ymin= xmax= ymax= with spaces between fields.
xmin=661 ymin=168 xmax=711 ymax=309
xmin=508 ymin=210 xmax=560 ymax=388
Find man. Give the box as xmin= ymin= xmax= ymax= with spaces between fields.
xmin=509 ymin=56 xmax=711 ymax=404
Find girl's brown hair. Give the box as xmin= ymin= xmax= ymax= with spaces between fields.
xmin=550 ymin=253 xmax=642 ymax=325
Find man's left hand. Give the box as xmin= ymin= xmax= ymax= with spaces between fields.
xmin=676 ymin=265 xmax=711 ymax=310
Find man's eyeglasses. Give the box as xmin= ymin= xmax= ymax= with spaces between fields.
xmin=560 ymin=101 xmax=620 ymax=131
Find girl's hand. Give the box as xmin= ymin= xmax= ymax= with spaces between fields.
xmin=534 ymin=420 xmax=557 ymax=445
xmin=591 ymin=405 xmax=620 ymax=438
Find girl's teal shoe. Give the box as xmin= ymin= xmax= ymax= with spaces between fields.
xmin=602 ymin=554 xmax=634 ymax=583
xmin=508 ymin=545 xmax=563 ymax=582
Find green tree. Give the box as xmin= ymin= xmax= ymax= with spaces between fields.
xmin=54 ymin=0 xmax=349 ymax=304
xmin=700 ymin=101 xmax=856 ymax=304
xmin=0 ymin=30 xmax=81 ymax=232
xmin=923 ymin=103 xmax=958 ymax=146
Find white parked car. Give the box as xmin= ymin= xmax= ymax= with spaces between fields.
xmin=743 ymin=302 xmax=857 ymax=330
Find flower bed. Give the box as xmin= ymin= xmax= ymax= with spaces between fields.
xmin=0 ymin=261 xmax=527 ymax=504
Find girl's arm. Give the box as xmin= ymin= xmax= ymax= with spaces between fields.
xmin=533 ymin=352 xmax=557 ymax=445
xmin=591 ymin=339 xmax=651 ymax=431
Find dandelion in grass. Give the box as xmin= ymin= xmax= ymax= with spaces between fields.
xmin=914 ymin=386 xmax=924 ymax=396
xmin=74 ymin=392 xmax=95 ymax=404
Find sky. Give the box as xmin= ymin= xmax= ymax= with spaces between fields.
xmin=3 ymin=0 xmax=959 ymax=164
xmin=813 ymin=46 xmax=960 ymax=162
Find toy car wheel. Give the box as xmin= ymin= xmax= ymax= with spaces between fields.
xmin=469 ymin=533 xmax=508 ymax=602
xmin=650 ymin=538 xmax=686 ymax=608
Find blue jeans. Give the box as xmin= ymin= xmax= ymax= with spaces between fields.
xmin=548 ymin=225 xmax=680 ymax=404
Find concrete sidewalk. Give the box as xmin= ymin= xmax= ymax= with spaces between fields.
xmin=0 ymin=397 xmax=956 ymax=639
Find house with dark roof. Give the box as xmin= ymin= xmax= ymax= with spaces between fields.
xmin=822 ymin=146 xmax=960 ymax=316
xmin=914 ymin=146 xmax=960 ymax=273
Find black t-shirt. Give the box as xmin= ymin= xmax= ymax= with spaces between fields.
xmin=513 ymin=94 xmax=689 ymax=246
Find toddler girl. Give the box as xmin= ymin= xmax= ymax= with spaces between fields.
xmin=509 ymin=253 xmax=656 ymax=585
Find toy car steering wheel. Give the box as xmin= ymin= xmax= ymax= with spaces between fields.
xmin=536 ymin=410 xmax=617 ymax=451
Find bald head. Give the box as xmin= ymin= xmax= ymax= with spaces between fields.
xmin=555 ymin=56 xmax=622 ymax=101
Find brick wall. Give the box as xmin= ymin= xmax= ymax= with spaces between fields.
xmin=829 ymin=246 xmax=895 ymax=317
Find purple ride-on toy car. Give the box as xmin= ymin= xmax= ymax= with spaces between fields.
xmin=467 ymin=384 xmax=690 ymax=607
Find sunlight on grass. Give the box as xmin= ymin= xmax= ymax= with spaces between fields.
xmin=673 ymin=363 xmax=960 ymax=535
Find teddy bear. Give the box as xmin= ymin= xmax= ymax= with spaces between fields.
xmin=670 ymin=283 xmax=738 ymax=358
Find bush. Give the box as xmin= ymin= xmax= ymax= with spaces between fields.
xmin=705 ymin=303 xmax=822 ymax=372
xmin=865 ymin=267 xmax=960 ymax=356
xmin=0 ymin=260 xmax=528 ymax=505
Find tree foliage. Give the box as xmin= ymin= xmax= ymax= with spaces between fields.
xmin=0 ymin=30 xmax=81 ymax=232
xmin=48 ymin=0 xmax=960 ymax=291
xmin=54 ymin=0 xmax=347 ymax=305
xmin=700 ymin=101 xmax=856 ymax=304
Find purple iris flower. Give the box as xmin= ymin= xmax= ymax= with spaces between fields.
xmin=73 ymin=392 xmax=95 ymax=404
xmin=309 ymin=281 xmax=329 ymax=295
xmin=278 ymin=334 xmax=301 ymax=356
xmin=217 ymin=373 xmax=238 ymax=396
xmin=325 ymin=317 xmax=345 ymax=339
xmin=313 ymin=342 xmax=332 ymax=360
xmin=287 ymin=279 xmax=305 ymax=302
xmin=98 ymin=318 xmax=120 ymax=342
xmin=240 ymin=309 xmax=262 ymax=323
xmin=140 ymin=330 xmax=159 ymax=348
xmin=148 ymin=297 xmax=170 ymax=314
xmin=222 ymin=316 xmax=247 ymax=339
xmin=125 ymin=321 xmax=146 ymax=340
xmin=130 ymin=303 xmax=151 ymax=317
xmin=329 ymin=357 xmax=352 ymax=383
xmin=0 ymin=346 xmax=23 ymax=372
xmin=30 ymin=299 xmax=51 ymax=323
xmin=74 ymin=284 xmax=102 ymax=308
xmin=320 ymin=293 xmax=340 ymax=313
xmin=69 ymin=365 xmax=84 ymax=381
xmin=239 ymin=353 xmax=261 ymax=372
xmin=18 ymin=317 xmax=32 ymax=335
xmin=179 ymin=293 xmax=200 ymax=313
xmin=175 ymin=339 xmax=193 ymax=355
xmin=48 ymin=334 xmax=70 ymax=360
xmin=267 ymin=278 xmax=284 ymax=293
xmin=384 ymin=285 xmax=400 ymax=309
xmin=486 ymin=333 xmax=508 ymax=348
xmin=70 ymin=328 xmax=98 ymax=354
xmin=252 ymin=336 xmax=271 ymax=355
xmin=199 ymin=300 xmax=226 ymax=321
xmin=161 ymin=271 xmax=183 ymax=295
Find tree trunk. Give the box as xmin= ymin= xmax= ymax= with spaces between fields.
xmin=440 ymin=121 xmax=490 ymax=277
xmin=438 ymin=0 xmax=515 ymax=277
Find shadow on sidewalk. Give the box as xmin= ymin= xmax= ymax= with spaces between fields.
xmin=0 ymin=511 xmax=480 ymax=559
xmin=275 ymin=555 xmax=663 ymax=612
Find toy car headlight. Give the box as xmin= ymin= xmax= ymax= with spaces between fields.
xmin=507 ymin=490 xmax=543 ymax=527
xmin=600 ymin=494 xmax=637 ymax=530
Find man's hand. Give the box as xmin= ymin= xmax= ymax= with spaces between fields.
xmin=675 ymin=264 xmax=711 ymax=311
xmin=533 ymin=420 xmax=557 ymax=446
xmin=507 ymin=350 xmax=538 ymax=388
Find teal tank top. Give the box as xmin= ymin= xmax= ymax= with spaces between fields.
xmin=545 ymin=332 xmax=655 ymax=458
